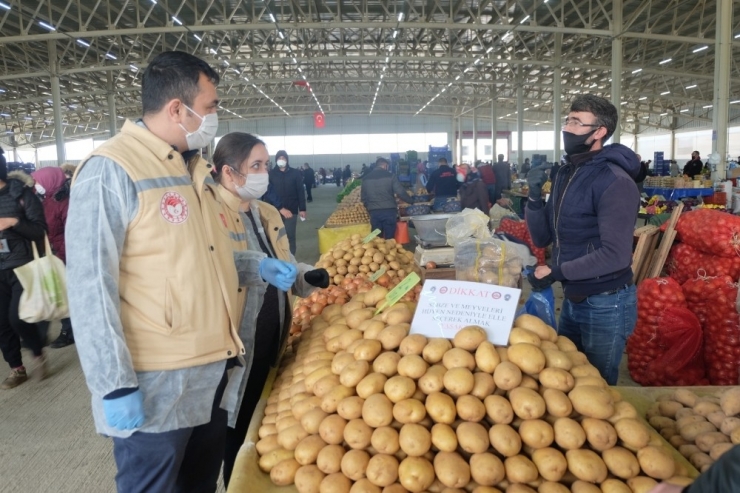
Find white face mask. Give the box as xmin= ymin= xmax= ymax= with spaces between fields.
xmin=276 ymin=159 xmax=287 ymax=168
xmin=456 ymin=173 xmax=465 ymax=183
xmin=34 ymin=183 xmax=46 ymax=195
xmin=179 ymin=104 xmax=218 ymax=150
xmin=233 ymin=168 xmax=269 ymax=201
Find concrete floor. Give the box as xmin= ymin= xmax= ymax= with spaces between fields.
xmin=0 ymin=182 xmax=635 ymax=493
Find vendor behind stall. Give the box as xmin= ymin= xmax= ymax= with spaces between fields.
xmin=426 ymin=157 xmax=459 ymax=209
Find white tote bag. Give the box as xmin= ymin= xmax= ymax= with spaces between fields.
xmin=14 ymin=236 xmax=69 ymax=322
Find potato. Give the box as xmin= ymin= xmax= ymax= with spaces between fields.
xmin=365 ymin=454 xmax=399 ymax=487
xmin=363 ymin=394 xmax=394 ymax=427
xmin=382 ymin=484 xmax=410 ymax=493
xmin=471 ymin=372 xmax=496 ymax=400
xmin=680 ymin=421 xmax=717 ymax=442
xmin=342 ymin=418 xmax=373 ymax=450
xmin=531 ymin=447 xmax=567 ymax=482
xmin=669 ymin=434 xmax=688 ymax=448
xmin=503 ymin=455 xmax=539 ymax=483
xmin=541 ymin=388 xmax=573 ymax=418
xmin=271 ymin=458 xmax=302 ymax=486
xmin=541 ymin=348 xmax=573 ymax=371
xmin=393 ymin=398 xmax=427 ymax=424
xmin=399 ymin=423 xmax=432 ymax=456
xmin=672 ymin=388 xmax=699 ymax=407
xmin=454 ymin=421 xmax=489 ymax=454
xmin=302 ymin=408 xmax=330 ymax=434
xmin=378 ymin=324 xmax=411 ymax=350
xmin=340 ymin=360 xmax=371 ymax=388
xmin=259 ymin=424 xmax=278 ymax=438
xmin=350 ymin=479 xmax=380 ymax=493
xmin=279 ymin=424 xmax=310 ymax=451
xmin=337 ymin=396 xmax=365 ymax=420
xmin=332 ymin=352 xmax=356 ymax=375
xmin=317 ymin=444 xmax=346 ymax=475
xmin=581 ymin=418 xmax=618 ymax=452
xmin=314 ymin=374 xmax=342 ymax=398
xmin=508 ymin=327 xmax=541 ymax=346
xmin=442 ymin=348 xmax=476 ymax=370
xmin=384 ymin=306 xmax=413 ymax=326
xmin=295 ymin=435 xmax=328 ymax=466
xmin=357 ymin=373 xmax=388 ymax=399
xmin=720 ymin=387 xmax=740 ymax=417
xmin=474 ymin=341 xmax=501 ymax=373
xmin=555 ymin=335 xmax=577 ymax=352
xmin=489 ymin=424 xmax=522 ymax=457
xmin=363 ymin=321 xmax=387 ymax=340
xmin=417 ymin=364 xmax=446 ymax=394
xmin=710 ymin=442 xmax=734 ymax=460
xmin=493 ymin=361 xmax=523 ymax=390
xmin=322 ymin=385 xmax=356 ymax=414
xmin=484 ymin=394 xmax=514 ymax=424
xmin=599 ymin=478 xmax=632 ymax=493
xmin=707 ymin=411 xmax=728 ymax=429
xmin=443 ymin=367 xmax=475 ymax=397
xmin=626 ymin=476 xmax=658 ymax=493
xmin=538 ymin=368 xmax=575 ymax=392
xmin=507 ymin=343 xmax=546 ymax=375
xmin=399 ymin=334 xmax=428 ymax=356
xmin=570 ymin=481 xmax=601 ymax=493
xmin=466 ymin=452 xmax=505 ymax=487
xmin=397 ymin=354 xmax=429 ymax=380
xmin=384 ymin=375 xmax=416 ymax=403
xmin=354 ymin=340 xmax=383 ymax=362
xmin=601 ymin=446 xmax=640 ymax=479
xmin=676 ymin=414 xmax=706 ymax=429
xmin=536 ymin=482 xmax=569 ymax=493
xmin=613 ymin=418 xmax=651 ymax=450
xmin=453 ymin=326 xmax=488 ymax=351
xmin=320 ymin=472 xmax=352 ymax=493
xmin=341 ymin=449 xmax=371 ymax=481
xmin=657 ymin=400 xmax=684 ymax=419
xmin=568 ymin=386 xmax=614 ymax=419
xmin=696 ymin=431 xmax=730 ymax=452
xmin=648 ymin=416 xmax=676 ymax=430
xmin=514 ymin=314 xmax=556 ymax=340
xmin=426 ymin=392 xmax=457 ymax=424
xmin=636 ymin=445 xmax=676 ymax=480
xmin=430 ymin=451 xmax=470 ymax=489
xmin=318 ymin=415 xmax=348 ymax=445
xmin=371 ymin=426 xmax=400 ymax=455
xmin=689 ymin=451 xmax=713 ymax=471
xmin=509 ymin=387 xmax=546 ymax=420
xmin=519 ymin=419 xmax=554 ymax=449
xmin=565 ymin=449 xmax=608 ymax=483
xmin=307 ymin=366 xmax=335 ymax=393
xmin=552 ymin=417 xmax=586 ymax=450
xmin=732 ymin=426 xmax=740 ymax=444
xmin=398 ymin=456 xmax=435 ymax=492
xmin=422 ymin=338 xmax=452 ymax=364
xmin=364 ymin=286 xmax=390 ymax=307
xmin=373 ymin=352 xmax=401 ymax=377
xmin=256 ymin=435 xmax=281 ymax=456
xmin=346 ymin=308 xmax=376 ymax=331
xmin=456 ymin=394 xmax=486 ymax=422
xmin=721 ymin=416 xmax=740 ymax=435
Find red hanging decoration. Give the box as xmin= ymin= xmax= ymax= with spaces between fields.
xmin=314 ymin=112 xmax=325 ymax=128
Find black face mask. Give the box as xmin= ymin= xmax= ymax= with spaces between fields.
xmin=563 ymin=129 xmax=598 ymax=156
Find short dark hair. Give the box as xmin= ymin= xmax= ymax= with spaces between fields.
xmin=141 ymin=51 xmax=220 ymax=115
xmin=212 ymin=132 xmax=266 ymax=181
xmin=438 ymin=157 xmax=448 ymax=165
xmin=569 ymin=94 xmax=618 ymax=143
xmin=376 ymin=157 xmax=389 ymax=167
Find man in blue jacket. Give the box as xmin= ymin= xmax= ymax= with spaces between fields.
xmin=525 ymin=94 xmax=640 ymax=386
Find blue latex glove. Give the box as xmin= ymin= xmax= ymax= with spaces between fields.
xmin=259 ymin=258 xmax=298 ymax=291
xmin=102 ymin=390 xmax=145 ymax=430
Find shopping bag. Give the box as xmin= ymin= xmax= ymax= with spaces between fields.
xmin=519 ymin=267 xmax=557 ymax=328
xmin=14 ymin=236 xmax=69 ymax=322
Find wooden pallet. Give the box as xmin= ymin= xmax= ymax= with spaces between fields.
xmin=646 ymin=203 xmax=684 ymax=280
xmin=632 ymin=225 xmax=660 ymax=284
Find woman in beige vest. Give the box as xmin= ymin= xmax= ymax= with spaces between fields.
xmin=211 ymin=132 xmax=329 ymax=487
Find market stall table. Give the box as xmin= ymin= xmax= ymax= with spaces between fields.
xmin=643 ymin=187 xmax=714 ymax=200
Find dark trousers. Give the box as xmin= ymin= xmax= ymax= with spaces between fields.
xmin=305 ymin=184 xmax=313 ymax=201
xmin=0 ymin=269 xmax=43 ymax=369
xmin=223 ymin=356 xmax=272 ymax=488
xmin=283 ymin=215 xmax=298 ymax=255
xmin=369 ymin=209 xmax=398 ymax=240
xmin=112 ymin=372 xmax=228 ymax=493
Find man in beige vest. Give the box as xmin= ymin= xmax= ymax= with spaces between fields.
xmin=65 ymin=51 xmax=293 ymax=492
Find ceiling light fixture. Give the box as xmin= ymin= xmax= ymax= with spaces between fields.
xmin=398 ymin=12 xmax=404 ymax=21
xmin=38 ymin=21 xmax=55 ymax=31
xmin=731 ymin=100 xmax=740 ymax=104
xmin=703 ymin=104 xmax=713 ymax=109
xmin=680 ymin=108 xmax=689 ymax=112
xmin=659 ymin=58 xmax=672 ymax=64
xmin=268 ymin=13 xmax=275 ymax=22
xmin=631 ymin=68 xmax=642 ymax=74
xmin=77 ymin=39 xmax=90 ymax=47
xmin=686 ymin=84 xmax=697 ymax=89
xmin=0 ymin=2 xmax=10 ymax=9
xmin=660 ymin=91 xmax=670 ymax=95
xmin=172 ymin=16 xmax=182 ymax=25
xmin=693 ymin=45 xmax=708 ymax=53
xmin=638 ymin=96 xmax=647 ymax=100
xmin=520 ymin=15 xmax=530 ymax=24
xmin=193 ymin=34 xmax=202 ymax=41
xmin=105 ymin=53 xmax=117 ymax=60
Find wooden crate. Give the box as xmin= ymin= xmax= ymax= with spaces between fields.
xmin=420 ymin=266 xmax=456 ymax=281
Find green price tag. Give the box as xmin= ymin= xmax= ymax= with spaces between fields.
xmin=363 ymin=229 xmax=381 ymax=243
xmin=369 ymin=267 xmax=387 ymax=282
xmin=375 ymin=272 xmax=421 ymax=315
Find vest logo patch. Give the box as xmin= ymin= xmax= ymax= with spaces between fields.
xmin=160 ymin=191 xmax=189 ymax=224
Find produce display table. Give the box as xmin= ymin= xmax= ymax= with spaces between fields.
xmin=643 ymin=187 xmax=714 ymax=200
xmin=317 ymin=223 xmax=371 ymax=254
xmin=226 ymin=384 xmax=702 ymax=492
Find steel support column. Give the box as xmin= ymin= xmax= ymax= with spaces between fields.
xmin=491 ymin=89 xmax=497 ymax=162
xmin=712 ymin=0 xmax=732 ymax=179
xmin=107 ymin=71 xmax=117 ymax=137
xmin=611 ymin=0 xmax=623 ymax=143
xmin=516 ymin=67 xmax=524 ymax=166
xmin=457 ymin=115 xmax=463 ymax=163
xmin=49 ymin=41 xmax=65 ymax=163
xmin=472 ymin=106 xmax=478 ymax=164
xmin=452 ymin=117 xmax=457 ymax=164
xmin=554 ymin=34 xmax=563 ymax=162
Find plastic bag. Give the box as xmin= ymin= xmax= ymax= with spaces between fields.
xmin=455 ymin=238 xmax=523 ymax=288
xmin=489 ymin=204 xmax=519 ymax=230
xmin=496 ymin=217 xmax=547 ymax=265
xmin=445 ymin=208 xmax=492 ymax=247
xmin=523 ymin=290 xmax=557 ymax=328
xmin=14 ymin=236 xmax=69 ymax=322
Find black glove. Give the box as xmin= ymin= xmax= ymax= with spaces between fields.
xmin=527 ymin=267 xmax=556 ymax=292
xmin=526 ymin=163 xmax=553 ymax=200
xmin=304 ymin=269 xmax=330 ymax=288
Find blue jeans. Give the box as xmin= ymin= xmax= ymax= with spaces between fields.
xmin=558 ymin=284 xmax=637 ymax=385
xmin=369 ymin=209 xmax=398 ymax=239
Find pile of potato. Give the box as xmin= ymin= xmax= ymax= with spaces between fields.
xmin=255 ymin=287 xmax=693 ymax=493
xmin=316 ymin=236 xmax=418 ymax=287
xmin=337 ymin=188 xmax=363 ymax=210
xmin=326 ymin=204 xmax=371 ymax=228
xmin=646 ymin=387 xmax=740 ymax=473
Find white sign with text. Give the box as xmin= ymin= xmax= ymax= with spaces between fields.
xmin=410 ymin=280 xmax=522 ymax=345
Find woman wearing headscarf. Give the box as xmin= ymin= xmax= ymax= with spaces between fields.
xmin=457 ymin=164 xmax=491 ymax=214
xmin=212 ymin=132 xmax=329 ymax=487
xmin=31 ymin=167 xmax=74 ymax=348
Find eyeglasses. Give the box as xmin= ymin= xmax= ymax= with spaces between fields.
xmin=563 ymin=117 xmax=601 ymax=128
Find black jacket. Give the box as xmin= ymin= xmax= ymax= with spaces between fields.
xmin=683 ymin=159 xmax=704 ymax=179
xmin=0 ymin=179 xmax=47 ymax=270
xmin=426 ymin=165 xmax=459 ymax=197
xmin=303 ymin=167 xmax=316 ymax=187
xmin=361 ymin=167 xmax=413 ymax=211
xmin=269 ymin=166 xmax=306 ymax=214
